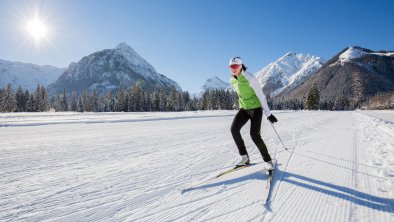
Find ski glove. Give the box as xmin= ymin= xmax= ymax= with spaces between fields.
xmin=267 ymin=114 xmax=278 ymax=124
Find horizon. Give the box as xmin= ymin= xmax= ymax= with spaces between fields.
xmin=0 ymin=0 xmax=393 ymax=93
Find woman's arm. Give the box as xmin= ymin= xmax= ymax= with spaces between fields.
xmin=244 ymin=73 xmax=272 ymax=117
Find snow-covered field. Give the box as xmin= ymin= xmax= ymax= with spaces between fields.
xmin=0 ymin=110 xmax=393 ymax=221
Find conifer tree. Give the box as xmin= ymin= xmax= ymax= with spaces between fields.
xmin=71 ymin=91 xmax=78 ymax=112
xmin=2 ymin=84 xmax=17 ymax=112
xmin=16 ymin=86 xmax=26 ymax=112
xmin=305 ymin=83 xmax=320 ymax=110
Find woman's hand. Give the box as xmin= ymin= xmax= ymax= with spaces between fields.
xmin=267 ymin=114 xmax=278 ymax=124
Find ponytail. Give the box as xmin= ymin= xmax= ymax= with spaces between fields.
xmin=242 ymin=64 xmax=247 ymax=71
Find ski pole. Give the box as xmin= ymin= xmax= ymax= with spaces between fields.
xmin=269 ymin=122 xmax=288 ymax=150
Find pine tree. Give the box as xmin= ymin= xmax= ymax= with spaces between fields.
xmin=168 ymin=87 xmax=178 ymax=111
xmin=143 ymin=92 xmax=151 ymax=111
xmin=159 ymin=90 xmax=167 ymax=111
xmin=351 ymin=70 xmax=365 ymax=109
xmin=77 ymin=97 xmax=84 ymax=112
xmin=0 ymin=88 xmax=4 ymax=112
xmin=305 ymin=83 xmax=320 ymax=110
xmin=334 ymin=95 xmax=346 ymax=110
xmin=102 ymin=91 xmax=112 ymax=112
xmin=49 ymin=96 xmax=56 ymax=111
xmin=2 ymin=84 xmax=17 ymax=112
xmin=81 ymin=91 xmax=91 ymax=112
xmin=60 ymin=88 xmax=69 ymax=111
xmin=130 ymin=84 xmax=143 ymax=111
xmin=201 ymin=90 xmax=210 ymax=110
xmin=34 ymin=84 xmax=43 ymax=111
xmin=27 ymin=93 xmax=36 ymax=112
xmin=181 ymin=91 xmax=191 ymax=111
xmin=16 ymin=86 xmax=26 ymax=112
xmin=40 ymin=85 xmax=49 ymax=111
xmin=55 ymin=94 xmax=61 ymax=111
xmin=34 ymin=84 xmax=48 ymax=111
xmin=92 ymin=90 xmax=99 ymax=112
xmin=71 ymin=91 xmax=78 ymax=112
xmin=116 ymin=88 xmax=127 ymax=112
xmin=109 ymin=91 xmax=116 ymax=112
xmin=152 ymin=91 xmax=160 ymax=111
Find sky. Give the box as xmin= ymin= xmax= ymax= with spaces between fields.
xmin=0 ymin=0 xmax=393 ymax=93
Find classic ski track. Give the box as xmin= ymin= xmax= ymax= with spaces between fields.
xmin=0 ymin=116 xmax=234 ymax=221
xmin=131 ymin=164 xmax=267 ymax=221
xmin=266 ymin=112 xmax=353 ymax=221
xmin=1 ymin=111 xmax=393 ymax=221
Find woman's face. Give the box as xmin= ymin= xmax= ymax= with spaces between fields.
xmin=230 ymin=64 xmax=242 ymax=76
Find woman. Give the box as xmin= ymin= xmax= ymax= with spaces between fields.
xmin=229 ymin=57 xmax=278 ymax=169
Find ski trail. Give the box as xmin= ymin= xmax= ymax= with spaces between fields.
xmin=265 ymin=112 xmax=351 ymax=221
xmin=1 ymin=111 xmax=393 ymax=221
xmin=352 ymin=112 xmax=394 ymax=221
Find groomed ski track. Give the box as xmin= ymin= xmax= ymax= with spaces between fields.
xmin=0 ymin=110 xmax=393 ymax=221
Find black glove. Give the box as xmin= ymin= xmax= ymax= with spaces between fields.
xmin=267 ymin=114 xmax=278 ymax=124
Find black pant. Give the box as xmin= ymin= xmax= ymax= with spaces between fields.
xmin=231 ymin=107 xmax=272 ymax=162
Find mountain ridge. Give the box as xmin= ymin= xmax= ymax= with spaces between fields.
xmin=48 ymin=43 xmax=181 ymax=95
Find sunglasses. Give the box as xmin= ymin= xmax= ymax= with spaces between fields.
xmin=229 ymin=64 xmax=240 ymax=69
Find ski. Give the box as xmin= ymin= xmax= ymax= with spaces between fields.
xmin=180 ymin=163 xmax=257 ymax=193
xmin=262 ymin=161 xmax=277 ymax=205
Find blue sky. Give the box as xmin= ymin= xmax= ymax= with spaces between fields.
xmin=0 ymin=0 xmax=393 ymax=93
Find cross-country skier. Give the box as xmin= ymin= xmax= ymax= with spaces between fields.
xmin=229 ymin=57 xmax=278 ymax=170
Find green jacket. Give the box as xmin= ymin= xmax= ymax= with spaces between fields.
xmin=230 ymin=71 xmax=272 ymax=117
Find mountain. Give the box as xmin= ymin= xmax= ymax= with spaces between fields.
xmin=0 ymin=59 xmax=65 ymax=91
xmin=48 ymin=43 xmax=181 ymax=95
xmin=201 ymin=76 xmax=229 ymax=91
xmin=193 ymin=76 xmax=229 ymax=98
xmin=255 ymin=52 xmax=325 ymax=97
xmin=280 ymin=46 xmax=394 ymax=108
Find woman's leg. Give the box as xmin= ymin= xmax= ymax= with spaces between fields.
xmin=231 ymin=109 xmax=250 ymax=156
xmin=249 ymin=108 xmax=272 ymax=162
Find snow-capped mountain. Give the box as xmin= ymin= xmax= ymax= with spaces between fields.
xmin=338 ymin=46 xmax=394 ymax=65
xmin=255 ymin=52 xmax=325 ymax=97
xmin=48 ymin=43 xmax=181 ymax=95
xmin=0 ymin=59 xmax=65 ymax=91
xmin=281 ymin=46 xmax=394 ymax=108
xmin=201 ymin=76 xmax=229 ymax=91
xmin=193 ymin=76 xmax=230 ymax=98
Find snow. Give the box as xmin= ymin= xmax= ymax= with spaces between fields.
xmin=201 ymin=76 xmax=229 ymax=91
xmin=0 ymin=59 xmax=65 ymax=91
xmin=0 ymin=110 xmax=393 ymax=221
xmin=340 ymin=47 xmax=394 ymax=65
xmin=56 ymin=43 xmax=182 ymax=93
xmin=339 ymin=47 xmax=368 ymax=64
xmin=371 ymin=52 xmax=394 ymax=57
xmin=255 ymin=53 xmax=325 ymax=96
xmin=194 ymin=76 xmax=230 ymax=98
xmin=114 ymin=42 xmax=158 ymax=75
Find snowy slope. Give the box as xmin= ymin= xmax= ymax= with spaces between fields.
xmin=48 ymin=43 xmax=181 ymax=95
xmin=194 ymin=76 xmax=230 ymax=98
xmin=200 ymin=76 xmax=229 ymax=91
xmin=0 ymin=111 xmax=393 ymax=221
xmin=255 ymin=53 xmax=325 ymax=96
xmin=0 ymin=59 xmax=65 ymax=91
xmin=339 ymin=47 xmax=394 ymax=64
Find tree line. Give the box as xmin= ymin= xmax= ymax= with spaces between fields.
xmin=0 ymin=83 xmax=238 ymax=112
xmin=1 ymin=83 xmax=392 ymax=113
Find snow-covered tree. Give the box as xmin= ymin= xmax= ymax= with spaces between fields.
xmin=1 ymin=84 xmax=17 ymax=112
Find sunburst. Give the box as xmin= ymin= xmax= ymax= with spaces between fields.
xmin=25 ymin=18 xmax=48 ymax=42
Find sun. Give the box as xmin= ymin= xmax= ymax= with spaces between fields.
xmin=25 ymin=18 xmax=48 ymax=41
